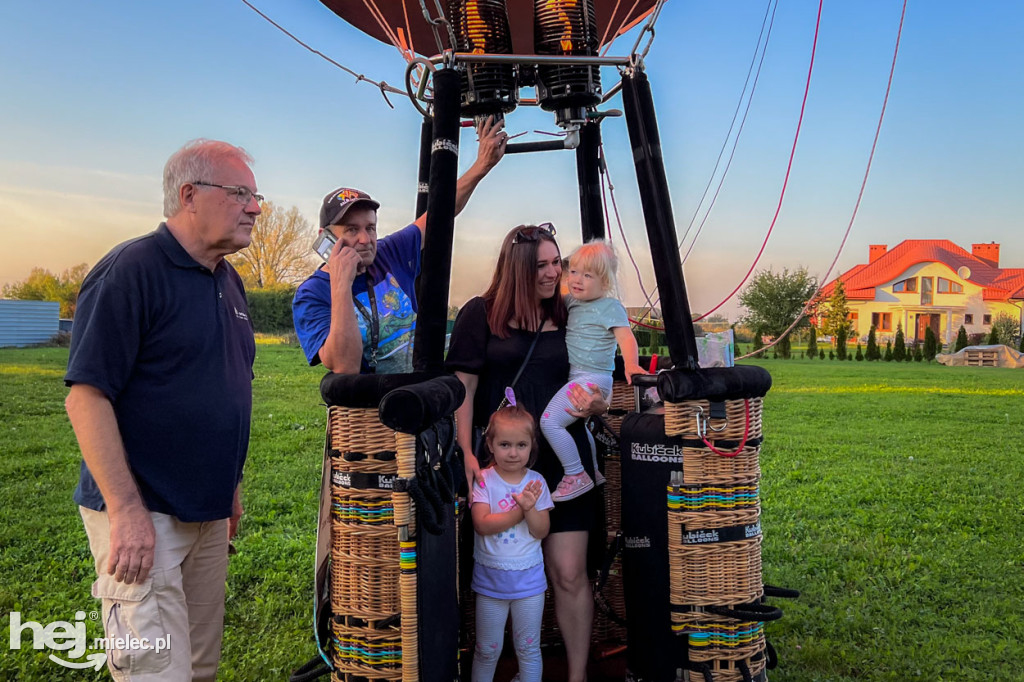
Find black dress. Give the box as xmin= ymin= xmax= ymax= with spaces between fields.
xmin=446 ymin=296 xmax=599 ymax=533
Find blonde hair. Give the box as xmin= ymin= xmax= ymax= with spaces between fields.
xmin=567 ymin=239 xmax=619 ymax=297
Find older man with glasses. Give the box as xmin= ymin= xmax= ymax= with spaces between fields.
xmin=65 ymin=139 xmax=260 ymax=681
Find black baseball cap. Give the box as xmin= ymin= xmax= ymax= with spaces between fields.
xmin=319 ymin=187 xmax=380 ymax=230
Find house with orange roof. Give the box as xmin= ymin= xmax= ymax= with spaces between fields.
xmin=818 ymin=240 xmax=1024 ymax=345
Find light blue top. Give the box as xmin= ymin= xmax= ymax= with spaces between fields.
xmin=565 ymin=296 xmax=630 ymax=374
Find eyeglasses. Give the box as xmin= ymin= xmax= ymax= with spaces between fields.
xmin=512 ymin=222 xmax=556 ymax=244
xmin=193 ymin=182 xmax=265 ymax=205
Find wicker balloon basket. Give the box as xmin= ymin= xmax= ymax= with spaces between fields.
xmin=664 ymin=395 xmax=770 ymax=681
xmin=328 ymin=406 xmax=419 ymax=682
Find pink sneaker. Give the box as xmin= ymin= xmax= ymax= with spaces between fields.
xmin=552 ymin=472 xmax=595 ymax=502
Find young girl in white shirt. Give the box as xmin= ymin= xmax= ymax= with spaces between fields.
xmin=471 ymin=405 xmax=554 ymax=682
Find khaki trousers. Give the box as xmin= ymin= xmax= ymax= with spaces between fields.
xmin=80 ymin=507 xmax=229 ymax=682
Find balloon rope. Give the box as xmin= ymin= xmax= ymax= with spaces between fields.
xmin=693 ymin=0 xmax=824 ymax=323
xmin=239 ymin=0 xmax=406 ymax=97
xmin=735 ymin=0 xmax=907 ymax=361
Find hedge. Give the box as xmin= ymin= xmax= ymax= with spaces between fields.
xmin=246 ymin=287 xmax=296 ymax=333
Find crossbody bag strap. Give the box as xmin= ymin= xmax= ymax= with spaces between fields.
xmin=508 ymin=320 xmax=546 ymax=393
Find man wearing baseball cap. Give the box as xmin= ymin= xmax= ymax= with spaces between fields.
xmin=293 ymin=117 xmax=508 ymax=374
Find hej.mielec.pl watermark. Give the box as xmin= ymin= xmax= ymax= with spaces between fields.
xmin=8 ymin=610 xmax=171 ymax=670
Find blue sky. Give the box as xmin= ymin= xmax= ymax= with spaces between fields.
xmin=1 ymin=0 xmax=1021 ymax=318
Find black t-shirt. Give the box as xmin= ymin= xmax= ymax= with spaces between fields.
xmin=66 ymin=224 xmax=255 ymax=522
xmin=446 ymin=296 xmax=597 ymax=532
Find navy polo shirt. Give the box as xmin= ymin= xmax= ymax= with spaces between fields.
xmin=66 ymin=223 xmax=255 ymax=522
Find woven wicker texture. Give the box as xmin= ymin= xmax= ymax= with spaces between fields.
xmin=667 ymin=515 xmax=763 ymax=606
xmin=684 ymin=654 xmax=767 ymax=682
xmin=591 ymin=545 xmax=628 ymax=643
xmin=663 ymin=398 xmax=763 ymax=440
xmin=605 ymin=379 xmax=634 ymax=436
xmin=329 ymin=405 xmax=397 ymax=454
xmin=330 ymin=523 xmax=400 ymax=616
xmin=663 ymin=398 xmax=763 ymax=485
xmin=329 ymin=406 xmax=413 ymax=679
xmin=331 ymin=619 xmax=402 ymax=681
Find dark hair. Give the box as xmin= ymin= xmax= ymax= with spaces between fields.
xmin=483 ymin=405 xmax=539 ymax=468
xmin=483 ymin=225 xmax=567 ymax=338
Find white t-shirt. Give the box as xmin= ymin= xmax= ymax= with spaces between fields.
xmin=471 ymin=467 xmax=554 ymax=571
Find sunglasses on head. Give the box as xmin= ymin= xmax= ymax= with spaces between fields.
xmin=512 ymin=223 xmax=557 ymax=244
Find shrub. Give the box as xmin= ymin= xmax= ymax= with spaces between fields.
xmin=893 ymin=324 xmax=906 ymax=361
xmin=806 ymin=325 xmax=818 ymax=359
xmin=1020 ymin=335 xmax=1024 ymax=353
xmin=246 ymin=286 xmax=297 ymax=333
xmin=752 ymin=332 xmax=764 ymax=357
xmin=829 ymin=350 xmax=835 ymax=360
xmin=884 ymin=341 xmax=893 ymax=361
xmin=987 ymin=326 xmax=999 ymax=345
xmin=923 ymin=327 xmax=937 ymax=362
xmin=913 ymin=344 xmax=923 ymax=361
xmin=836 ymin=323 xmax=848 ymax=360
xmin=955 ymin=325 xmax=969 ymax=352
xmin=819 ymin=349 xmax=825 ymax=360
xmin=855 ymin=343 xmax=864 ymax=361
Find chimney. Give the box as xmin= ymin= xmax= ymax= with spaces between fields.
xmin=971 ymin=242 xmax=1000 ymax=268
xmin=869 ymin=244 xmax=888 ymax=263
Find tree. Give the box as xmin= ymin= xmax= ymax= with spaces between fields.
xmin=987 ymin=326 xmax=999 ymax=345
xmin=836 ymin=322 xmax=848 ymax=360
xmin=821 ymin=279 xmax=851 ymax=340
xmin=866 ymin=325 xmax=880 ymax=360
xmin=913 ymin=344 xmax=923 ymax=362
xmin=923 ymin=327 xmax=937 ymax=362
xmin=2 ymin=264 xmax=89 ymax=318
xmin=884 ymin=340 xmax=893 ymax=361
xmin=806 ymin=324 xmax=818 ymax=359
xmin=738 ymin=267 xmax=817 ymax=360
xmin=990 ymin=312 xmax=1018 ymax=346
xmin=751 ymin=330 xmax=765 ymax=357
xmin=228 ymin=201 xmax=317 ymax=289
xmin=893 ymin=324 xmax=906 ymax=361
xmin=955 ymin=325 xmax=969 ymax=352
xmin=855 ymin=343 xmax=864 ymax=361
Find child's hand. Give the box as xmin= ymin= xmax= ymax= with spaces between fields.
xmin=512 ymin=479 xmax=543 ymax=512
xmin=624 ymin=362 xmax=648 ymax=385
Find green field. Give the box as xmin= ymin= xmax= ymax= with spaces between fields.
xmin=1 ymin=346 xmax=1022 ymax=681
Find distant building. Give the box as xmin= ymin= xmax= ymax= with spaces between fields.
xmin=626 ymin=306 xmax=662 ymax=323
xmin=0 ymin=300 xmax=60 ymax=347
xmin=818 ymin=241 xmax=1024 ymax=344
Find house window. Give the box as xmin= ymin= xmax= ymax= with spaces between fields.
xmin=893 ymin=278 xmax=918 ymax=293
xmin=964 ymin=314 xmax=974 ymax=325
xmin=937 ymin=277 xmax=962 ymax=294
xmin=871 ymin=312 xmax=892 ymax=331
xmin=983 ymin=314 xmax=992 ymax=325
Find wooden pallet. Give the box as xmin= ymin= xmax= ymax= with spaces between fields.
xmin=965 ymin=349 xmax=999 ymax=367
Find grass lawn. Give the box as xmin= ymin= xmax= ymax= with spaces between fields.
xmin=1 ymin=346 xmax=1022 ymax=680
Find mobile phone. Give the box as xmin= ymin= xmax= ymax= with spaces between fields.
xmin=312 ymin=230 xmax=337 ymax=262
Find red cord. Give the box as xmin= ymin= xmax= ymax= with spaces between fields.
xmin=701 ymin=400 xmax=750 ymax=457
xmin=694 ymin=0 xmax=824 ymax=322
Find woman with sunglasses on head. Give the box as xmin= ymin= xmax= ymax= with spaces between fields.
xmin=447 ymin=223 xmax=607 ymax=682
